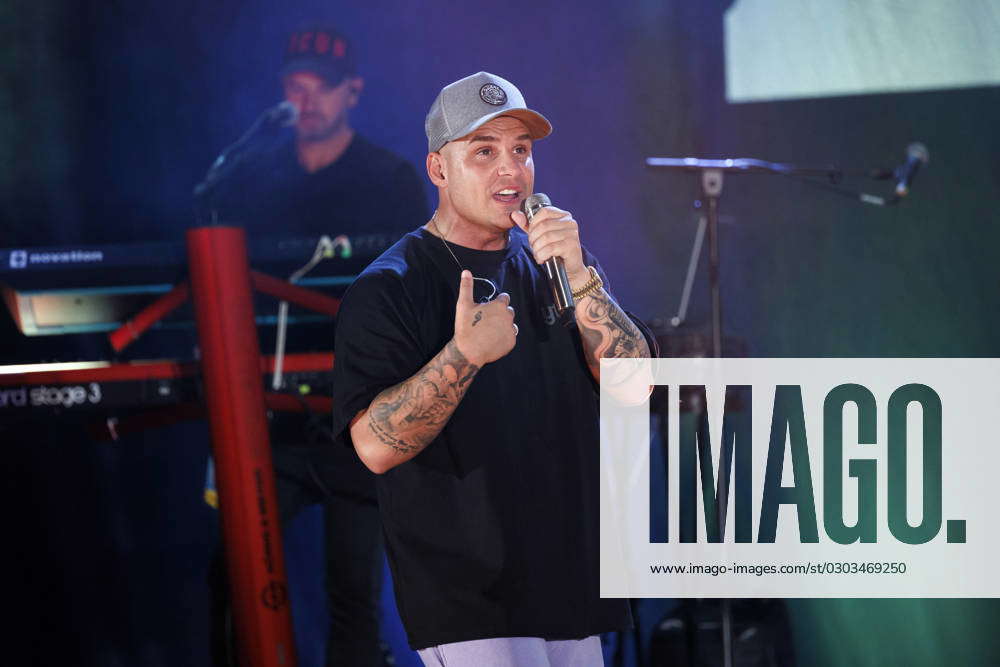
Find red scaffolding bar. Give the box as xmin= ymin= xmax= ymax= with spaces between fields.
xmin=187 ymin=226 xmax=297 ymax=667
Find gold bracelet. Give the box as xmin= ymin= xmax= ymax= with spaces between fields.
xmin=571 ymin=265 xmax=604 ymax=300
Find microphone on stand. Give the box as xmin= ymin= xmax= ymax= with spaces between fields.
xmin=207 ymin=101 xmax=299 ymax=172
xmin=194 ymin=101 xmax=299 ymax=204
xmin=894 ymin=142 xmax=929 ymax=198
xmin=521 ymin=193 xmax=575 ymax=314
xmin=262 ymin=100 xmax=299 ymax=128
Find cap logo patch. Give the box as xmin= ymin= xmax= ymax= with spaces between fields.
xmin=479 ymin=83 xmax=507 ymax=106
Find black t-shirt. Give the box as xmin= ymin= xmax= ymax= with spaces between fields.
xmin=211 ymin=132 xmax=428 ymax=239
xmin=208 ymin=132 xmax=428 ymax=362
xmin=209 ymin=133 xmax=428 ymax=499
xmin=330 ymin=227 xmax=652 ymax=649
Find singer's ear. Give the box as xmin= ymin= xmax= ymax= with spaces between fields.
xmin=426 ymin=152 xmax=447 ymax=186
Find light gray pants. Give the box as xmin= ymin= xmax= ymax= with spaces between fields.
xmin=417 ymin=635 xmax=603 ymax=667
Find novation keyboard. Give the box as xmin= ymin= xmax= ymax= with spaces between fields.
xmin=0 ymin=353 xmax=334 ymax=426
xmin=0 ymin=232 xmax=402 ymax=335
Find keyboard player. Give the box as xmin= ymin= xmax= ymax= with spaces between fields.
xmin=203 ymin=24 xmax=428 ymax=667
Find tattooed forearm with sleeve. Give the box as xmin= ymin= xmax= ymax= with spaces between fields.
xmin=363 ymin=340 xmax=479 ymax=462
xmin=575 ymin=288 xmax=651 ymax=380
xmin=351 ymin=270 xmax=517 ymax=474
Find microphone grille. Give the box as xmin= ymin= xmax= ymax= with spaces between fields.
xmin=907 ymin=142 xmax=929 ymax=164
xmin=521 ymin=193 xmax=551 ymax=218
xmin=278 ymin=100 xmax=299 ymax=127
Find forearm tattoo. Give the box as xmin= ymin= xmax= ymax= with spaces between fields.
xmin=576 ymin=288 xmax=650 ymax=376
xmin=366 ymin=340 xmax=479 ymax=456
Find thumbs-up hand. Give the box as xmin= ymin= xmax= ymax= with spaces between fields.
xmin=453 ymin=270 xmax=517 ymax=367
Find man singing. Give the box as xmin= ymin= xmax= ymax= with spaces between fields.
xmin=330 ymin=72 xmax=654 ymax=667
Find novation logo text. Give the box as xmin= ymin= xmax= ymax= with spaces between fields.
xmin=8 ymin=249 xmax=104 ymax=269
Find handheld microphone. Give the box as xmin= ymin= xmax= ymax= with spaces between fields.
xmin=521 ymin=193 xmax=575 ymax=314
xmin=895 ymin=143 xmax=929 ymax=197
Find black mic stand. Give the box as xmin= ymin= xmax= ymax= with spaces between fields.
xmin=647 ymin=156 xmax=904 ymax=342
xmin=644 ymin=153 xmax=909 ymax=667
xmin=193 ymin=104 xmax=295 ymax=224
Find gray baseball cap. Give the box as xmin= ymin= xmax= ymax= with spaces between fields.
xmin=425 ymin=72 xmax=552 ymax=152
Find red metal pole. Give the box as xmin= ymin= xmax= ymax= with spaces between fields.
xmin=186 ymin=226 xmax=297 ymax=667
xmin=108 ymin=282 xmax=190 ymax=353
xmin=250 ymin=270 xmax=341 ymax=316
